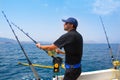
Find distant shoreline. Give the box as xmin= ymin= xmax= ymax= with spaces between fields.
xmin=0 ymin=37 xmax=119 ymax=44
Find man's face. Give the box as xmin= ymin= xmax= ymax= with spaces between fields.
xmin=64 ymin=22 xmax=73 ymax=31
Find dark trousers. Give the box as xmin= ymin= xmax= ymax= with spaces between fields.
xmin=63 ymin=67 xmax=81 ymax=80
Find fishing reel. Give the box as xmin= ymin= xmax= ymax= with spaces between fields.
xmin=47 ymin=50 xmax=63 ymax=72
xmin=53 ymin=57 xmax=63 ymax=73
xmin=112 ymin=60 xmax=120 ymax=69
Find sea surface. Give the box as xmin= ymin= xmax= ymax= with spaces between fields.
xmin=0 ymin=43 xmax=120 ymax=80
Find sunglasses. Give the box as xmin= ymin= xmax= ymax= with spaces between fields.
xmin=65 ymin=22 xmax=72 ymax=25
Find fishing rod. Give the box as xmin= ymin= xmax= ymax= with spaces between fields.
xmin=11 ymin=22 xmax=37 ymax=44
xmin=11 ymin=22 xmax=64 ymax=78
xmin=99 ymin=16 xmax=116 ymax=67
xmin=11 ymin=22 xmax=57 ymax=59
xmin=2 ymin=11 xmax=40 ymax=80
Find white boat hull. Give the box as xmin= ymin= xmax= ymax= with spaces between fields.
xmin=55 ymin=69 xmax=120 ymax=80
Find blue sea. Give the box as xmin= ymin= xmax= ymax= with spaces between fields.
xmin=0 ymin=43 xmax=120 ymax=80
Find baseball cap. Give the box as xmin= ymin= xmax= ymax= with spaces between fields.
xmin=62 ymin=17 xmax=78 ymax=27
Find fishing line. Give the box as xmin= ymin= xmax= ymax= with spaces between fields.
xmin=2 ymin=11 xmax=40 ymax=80
xmin=99 ymin=16 xmax=116 ymax=68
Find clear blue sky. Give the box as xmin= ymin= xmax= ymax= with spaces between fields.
xmin=0 ymin=0 xmax=120 ymax=43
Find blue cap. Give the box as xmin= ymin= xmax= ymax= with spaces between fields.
xmin=62 ymin=17 xmax=78 ymax=27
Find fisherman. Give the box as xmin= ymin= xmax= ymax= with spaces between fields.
xmin=36 ymin=17 xmax=83 ymax=80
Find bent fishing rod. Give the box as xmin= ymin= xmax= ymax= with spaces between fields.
xmin=99 ymin=16 xmax=116 ymax=68
xmin=11 ymin=22 xmax=57 ymax=59
xmin=2 ymin=11 xmax=40 ymax=80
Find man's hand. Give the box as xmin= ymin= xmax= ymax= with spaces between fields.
xmin=55 ymin=49 xmax=65 ymax=54
xmin=36 ymin=43 xmax=59 ymax=51
xmin=36 ymin=43 xmax=41 ymax=49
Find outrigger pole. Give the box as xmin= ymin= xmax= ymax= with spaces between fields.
xmin=2 ymin=11 xmax=40 ymax=80
xmin=99 ymin=16 xmax=116 ymax=68
xmin=11 ymin=22 xmax=57 ymax=59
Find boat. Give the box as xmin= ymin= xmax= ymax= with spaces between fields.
xmin=54 ymin=68 xmax=120 ymax=80
xmin=53 ymin=60 xmax=120 ymax=80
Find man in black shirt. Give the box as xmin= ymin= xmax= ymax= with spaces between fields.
xmin=36 ymin=17 xmax=83 ymax=80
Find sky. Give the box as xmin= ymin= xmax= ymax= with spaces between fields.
xmin=0 ymin=0 xmax=120 ymax=43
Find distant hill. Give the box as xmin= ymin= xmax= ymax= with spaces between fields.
xmin=0 ymin=37 xmax=52 ymax=44
xmin=0 ymin=37 xmax=16 ymax=44
xmin=21 ymin=41 xmax=52 ymax=45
